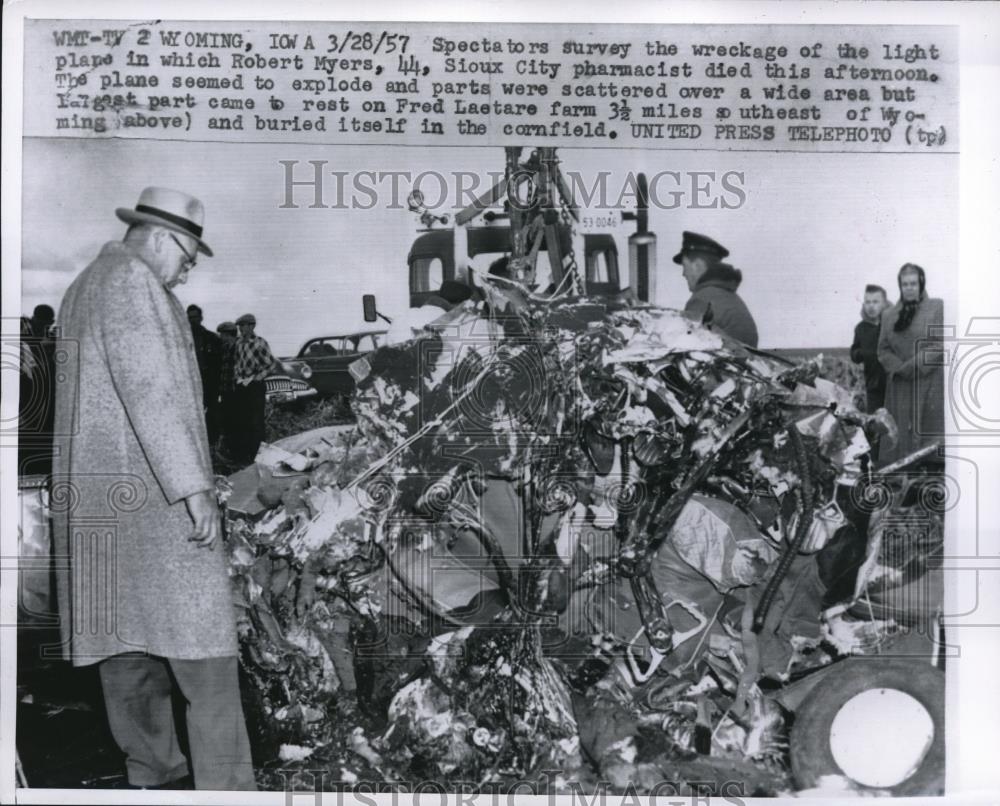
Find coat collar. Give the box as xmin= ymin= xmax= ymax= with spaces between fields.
xmin=695 ymin=262 xmax=743 ymax=292
xmin=101 ymin=240 xmax=175 ymax=290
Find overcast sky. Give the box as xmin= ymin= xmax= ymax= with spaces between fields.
xmin=21 ymin=137 xmax=956 ymax=355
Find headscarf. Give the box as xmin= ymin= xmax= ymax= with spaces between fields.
xmin=893 ymin=263 xmax=927 ymax=332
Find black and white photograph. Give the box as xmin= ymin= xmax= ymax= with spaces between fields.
xmin=2 ymin=2 xmax=999 ymax=804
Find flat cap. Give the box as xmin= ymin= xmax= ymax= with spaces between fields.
xmin=672 ymin=231 xmax=730 ymax=265
xmin=236 ymin=313 xmax=256 ymax=325
xmin=216 ymin=321 xmax=237 ymax=333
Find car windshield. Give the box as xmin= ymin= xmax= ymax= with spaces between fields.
xmin=303 ymin=342 xmax=337 ymax=356
xmin=300 ymin=333 xmax=383 ymax=357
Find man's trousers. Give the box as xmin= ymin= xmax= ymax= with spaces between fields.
xmin=98 ymin=653 xmax=256 ymax=790
xmin=230 ymin=380 xmax=267 ymax=464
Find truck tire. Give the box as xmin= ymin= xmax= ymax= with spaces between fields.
xmin=790 ymin=657 xmax=944 ymax=796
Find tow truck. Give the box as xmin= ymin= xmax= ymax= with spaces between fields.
xmin=275 ymin=146 xmax=655 ymax=403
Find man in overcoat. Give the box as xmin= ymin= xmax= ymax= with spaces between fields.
xmin=51 ymin=187 xmax=256 ymax=790
xmin=187 ymin=304 xmax=224 ymax=446
xmin=215 ymin=320 xmax=239 ymax=461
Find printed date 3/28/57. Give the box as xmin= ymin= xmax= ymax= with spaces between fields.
xmin=325 ymin=31 xmax=409 ymax=55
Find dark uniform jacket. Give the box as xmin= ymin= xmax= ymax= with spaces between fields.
xmin=684 ymin=263 xmax=759 ymax=348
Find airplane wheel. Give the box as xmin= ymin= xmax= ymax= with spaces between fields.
xmin=790 ymin=658 xmax=944 ymax=796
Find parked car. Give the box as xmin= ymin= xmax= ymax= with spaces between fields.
xmin=265 ymin=373 xmax=317 ymax=405
xmin=265 ymin=330 xmax=387 ymax=404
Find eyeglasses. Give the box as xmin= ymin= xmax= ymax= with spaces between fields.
xmin=170 ymin=234 xmax=198 ymax=272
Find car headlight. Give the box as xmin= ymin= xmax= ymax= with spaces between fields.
xmin=282 ymin=361 xmax=313 ymax=380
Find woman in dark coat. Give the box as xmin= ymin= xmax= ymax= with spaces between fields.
xmin=877 ymin=263 xmax=945 ymax=465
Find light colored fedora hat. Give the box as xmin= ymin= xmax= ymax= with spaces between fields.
xmin=116 ymin=187 xmax=213 ymax=256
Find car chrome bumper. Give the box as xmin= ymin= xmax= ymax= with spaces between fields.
xmin=267 ymin=388 xmax=318 ymax=404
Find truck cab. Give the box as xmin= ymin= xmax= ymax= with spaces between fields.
xmin=401 ymin=147 xmax=657 ymax=310
xmin=408 ymin=226 xmax=622 ymax=308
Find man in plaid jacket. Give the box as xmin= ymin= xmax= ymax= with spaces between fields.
xmin=231 ymin=313 xmax=277 ymax=464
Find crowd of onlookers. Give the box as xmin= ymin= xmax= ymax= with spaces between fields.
xmin=18 ymin=301 xmax=280 ymax=478
xmin=18 ymin=305 xmax=58 ymax=477
xmin=668 ymin=233 xmax=944 ymax=463
xmin=185 ymin=306 xmax=278 ymax=467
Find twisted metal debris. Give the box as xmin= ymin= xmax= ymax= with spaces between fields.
xmin=223 ymin=293 xmax=940 ymax=794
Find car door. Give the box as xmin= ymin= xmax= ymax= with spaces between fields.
xmin=298 ymin=337 xmax=351 ymax=397
xmin=300 ymin=334 xmax=385 ymax=398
